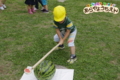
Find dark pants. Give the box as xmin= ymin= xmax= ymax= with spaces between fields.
xmin=35 ymin=0 xmax=43 ymax=9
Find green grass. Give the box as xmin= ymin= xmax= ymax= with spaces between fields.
xmin=0 ymin=0 xmax=120 ymax=80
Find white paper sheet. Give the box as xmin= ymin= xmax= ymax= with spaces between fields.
xmin=20 ymin=66 xmax=74 ymax=80
xmin=51 ymin=69 xmax=74 ymax=80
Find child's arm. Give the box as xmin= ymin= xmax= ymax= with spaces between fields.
xmin=56 ymin=28 xmax=64 ymax=45
xmin=59 ymin=29 xmax=71 ymax=45
xmin=56 ymin=28 xmax=62 ymax=40
xmin=63 ymin=29 xmax=71 ymax=41
xmin=56 ymin=29 xmax=71 ymax=45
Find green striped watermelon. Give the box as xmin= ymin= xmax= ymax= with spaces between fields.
xmin=34 ymin=60 xmax=56 ymax=80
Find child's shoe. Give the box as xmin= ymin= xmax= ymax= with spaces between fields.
xmin=34 ymin=7 xmax=38 ymax=11
xmin=2 ymin=4 xmax=6 ymax=9
xmin=41 ymin=9 xmax=49 ymax=13
xmin=55 ymin=44 xmax=64 ymax=50
xmin=0 ymin=6 xmax=4 ymax=10
xmin=41 ymin=8 xmax=45 ymax=11
xmin=31 ymin=8 xmax=36 ymax=13
xmin=67 ymin=55 xmax=77 ymax=64
xmin=28 ymin=9 xmax=33 ymax=14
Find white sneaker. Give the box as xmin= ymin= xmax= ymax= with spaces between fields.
xmin=3 ymin=4 xmax=6 ymax=9
xmin=34 ymin=7 xmax=38 ymax=11
xmin=67 ymin=56 xmax=77 ymax=64
xmin=0 ymin=6 xmax=4 ymax=10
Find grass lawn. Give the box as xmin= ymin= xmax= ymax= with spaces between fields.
xmin=0 ymin=0 xmax=120 ymax=80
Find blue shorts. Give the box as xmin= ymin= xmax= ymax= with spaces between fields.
xmin=41 ymin=0 xmax=47 ymax=5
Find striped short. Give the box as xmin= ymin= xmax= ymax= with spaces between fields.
xmin=54 ymin=28 xmax=77 ymax=47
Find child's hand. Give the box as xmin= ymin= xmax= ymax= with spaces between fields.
xmin=59 ymin=39 xmax=64 ymax=45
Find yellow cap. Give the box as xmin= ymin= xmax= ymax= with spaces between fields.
xmin=53 ymin=5 xmax=66 ymax=22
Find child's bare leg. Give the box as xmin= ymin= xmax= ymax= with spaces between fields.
xmin=0 ymin=0 xmax=2 ymax=6
xmin=2 ymin=0 xmax=6 ymax=4
xmin=70 ymin=46 xmax=75 ymax=55
xmin=67 ymin=29 xmax=77 ymax=63
xmin=27 ymin=5 xmax=33 ymax=14
xmin=0 ymin=0 xmax=4 ymax=10
xmin=43 ymin=5 xmax=48 ymax=10
xmin=67 ymin=46 xmax=77 ymax=64
xmin=31 ymin=5 xmax=36 ymax=12
xmin=27 ymin=5 xmax=31 ymax=9
xmin=2 ymin=0 xmax=6 ymax=8
xmin=31 ymin=5 xmax=33 ymax=8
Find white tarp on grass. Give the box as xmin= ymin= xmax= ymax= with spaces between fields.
xmin=20 ymin=66 xmax=74 ymax=80
xmin=51 ymin=69 xmax=74 ymax=80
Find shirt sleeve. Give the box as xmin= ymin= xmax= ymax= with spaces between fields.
xmin=53 ymin=22 xmax=58 ymax=29
xmin=66 ymin=22 xmax=74 ymax=30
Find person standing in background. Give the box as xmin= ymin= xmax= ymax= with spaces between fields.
xmin=0 ymin=0 xmax=6 ymax=10
xmin=25 ymin=0 xmax=36 ymax=14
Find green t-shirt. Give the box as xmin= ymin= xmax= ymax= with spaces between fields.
xmin=53 ymin=17 xmax=76 ymax=33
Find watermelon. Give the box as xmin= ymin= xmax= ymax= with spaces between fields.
xmin=34 ymin=60 xmax=56 ymax=80
xmin=24 ymin=68 xmax=31 ymax=73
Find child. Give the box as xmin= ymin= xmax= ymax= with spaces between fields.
xmin=25 ymin=0 xmax=36 ymax=14
xmin=53 ymin=5 xmax=77 ymax=64
xmin=0 ymin=0 xmax=6 ymax=10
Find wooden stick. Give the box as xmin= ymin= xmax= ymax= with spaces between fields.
xmin=32 ymin=43 xmax=60 ymax=69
